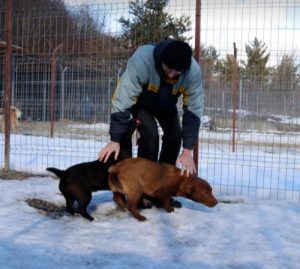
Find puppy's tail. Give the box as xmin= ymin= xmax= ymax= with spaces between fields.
xmin=46 ymin=167 xmax=68 ymax=180
xmin=108 ymin=165 xmax=123 ymax=193
xmin=108 ymin=165 xmax=118 ymax=175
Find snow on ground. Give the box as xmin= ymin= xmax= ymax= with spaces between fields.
xmin=0 ymin=177 xmax=299 ymax=269
xmin=0 ymin=121 xmax=300 ymax=268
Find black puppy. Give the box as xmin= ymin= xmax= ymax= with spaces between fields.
xmin=46 ymin=119 xmax=137 ymax=221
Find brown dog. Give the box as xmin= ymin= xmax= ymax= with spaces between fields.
xmin=108 ymin=157 xmax=218 ymax=221
xmin=0 ymin=106 xmax=22 ymax=132
xmin=46 ymin=119 xmax=137 ymax=221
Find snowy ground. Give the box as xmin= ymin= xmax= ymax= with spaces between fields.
xmin=1 ymin=122 xmax=300 ymax=268
xmin=0 ymin=177 xmax=299 ymax=269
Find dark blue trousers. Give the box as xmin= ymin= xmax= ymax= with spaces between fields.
xmin=135 ymin=109 xmax=182 ymax=165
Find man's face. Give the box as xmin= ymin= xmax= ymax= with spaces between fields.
xmin=162 ymin=63 xmax=183 ymax=79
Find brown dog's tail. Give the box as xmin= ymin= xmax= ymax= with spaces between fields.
xmin=108 ymin=165 xmax=123 ymax=193
xmin=46 ymin=167 xmax=68 ymax=180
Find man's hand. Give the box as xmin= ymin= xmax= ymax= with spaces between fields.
xmin=98 ymin=141 xmax=120 ymax=163
xmin=176 ymin=148 xmax=196 ymax=177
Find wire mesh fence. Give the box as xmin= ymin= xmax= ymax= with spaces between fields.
xmin=0 ymin=0 xmax=299 ymax=201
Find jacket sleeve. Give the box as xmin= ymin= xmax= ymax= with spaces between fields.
xmin=109 ymin=52 xmax=145 ymax=142
xmin=181 ymin=59 xmax=204 ymax=149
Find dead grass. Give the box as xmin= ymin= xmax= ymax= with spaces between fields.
xmin=0 ymin=169 xmax=35 ymax=180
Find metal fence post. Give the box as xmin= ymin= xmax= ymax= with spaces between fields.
xmin=4 ymin=0 xmax=12 ymax=171
xmin=194 ymin=0 xmax=201 ymax=174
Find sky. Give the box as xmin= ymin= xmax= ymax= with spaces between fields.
xmin=194 ymin=0 xmax=300 ymax=59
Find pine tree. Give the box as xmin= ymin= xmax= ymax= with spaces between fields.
xmin=118 ymin=0 xmax=191 ymax=49
xmin=242 ymin=37 xmax=270 ymax=82
xmin=271 ymin=54 xmax=299 ymax=92
xmin=200 ymin=45 xmax=219 ymax=88
xmin=215 ymin=54 xmax=236 ymax=82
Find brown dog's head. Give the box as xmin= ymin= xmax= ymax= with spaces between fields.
xmin=183 ymin=176 xmax=218 ymax=208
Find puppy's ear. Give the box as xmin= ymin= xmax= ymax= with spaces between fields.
xmin=185 ymin=182 xmax=195 ymax=197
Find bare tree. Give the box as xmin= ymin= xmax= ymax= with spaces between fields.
xmin=1 ymin=0 xmax=123 ymax=55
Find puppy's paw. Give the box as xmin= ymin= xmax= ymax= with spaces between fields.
xmin=137 ymin=215 xmax=147 ymax=221
xmin=86 ymin=216 xmax=94 ymax=222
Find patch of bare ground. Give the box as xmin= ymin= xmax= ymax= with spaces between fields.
xmin=0 ymin=169 xmax=36 ymax=180
xmin=25 ymin=198 xmax=67 ymax=219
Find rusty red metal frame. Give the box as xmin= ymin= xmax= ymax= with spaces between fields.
xmin=232 ymin=42 xmax=238 ymax=152
xmin=50 ymin=44 xmax=63 ymax=138
xmin=194 ymin=0 xmax=201 ymax=174
xmin=4 ymin=0 xmax=12 ymax=171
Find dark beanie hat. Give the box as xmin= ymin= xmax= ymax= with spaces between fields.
xmin=162 ymin=40 xmax=192 ymax=71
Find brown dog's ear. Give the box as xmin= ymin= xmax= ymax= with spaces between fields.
xmin=185 ymin=179 xmax=195 ymax=197
xmin=178 ymin=177 xmax=196 ymax=197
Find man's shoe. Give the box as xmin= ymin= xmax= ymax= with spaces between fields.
xmin=170 ymin=198 xmax=182 ymax=208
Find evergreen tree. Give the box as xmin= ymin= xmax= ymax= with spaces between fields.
xmin=118 ymin=0 xmax=191 ymax=49
xmin=241 ymin=37 xmax=270 ymax=82
xmin=271 ymin=54 xmax=299 ymax=92
xmin=215 ymin=54 xmax=236 ymax=82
